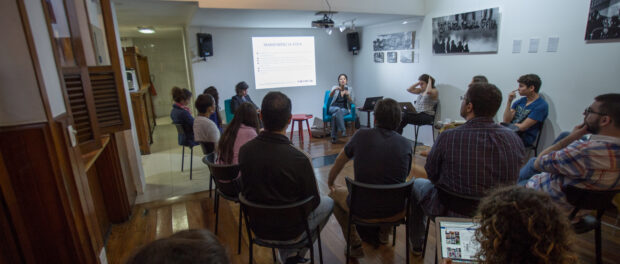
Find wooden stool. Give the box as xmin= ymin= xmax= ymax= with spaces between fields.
xmin=289 ymin=114 xmax=313 ymax=143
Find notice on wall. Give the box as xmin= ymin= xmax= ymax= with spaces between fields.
xmin=528 ymin=38 xmax=540 ymax=53
xmin=547 ymin=37 xmax=559 ymax=52
xmin=512 ymin=39 xmax=522 ymax=53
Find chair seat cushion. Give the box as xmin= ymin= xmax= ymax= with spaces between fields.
xmin=572 ymin=215 xmax=598 ymax=234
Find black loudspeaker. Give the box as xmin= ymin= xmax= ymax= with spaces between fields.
xmin=197 ymin=33 xmax=213 ymax=57
xmin=347 ymin=32 xmax=360 ymax=52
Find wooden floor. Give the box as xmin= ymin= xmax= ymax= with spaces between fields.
xmin=106 ymin=128 xmax=620 ymax=264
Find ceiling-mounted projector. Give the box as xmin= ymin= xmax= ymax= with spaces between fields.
xmin=312 ymin=12 xmax=336 ymax=28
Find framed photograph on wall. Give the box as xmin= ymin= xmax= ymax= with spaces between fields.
xmin=373 ymin=31 xmax=416 ymax=51
xmin=432 ymin=7 xmax=499 ymax=54
xmin=400 ymin=51 xmax=414 ymax=63
xmin=387 ymin=52 xmax=397 ymax=63
xmin=373 ymin=52 xmax=384 ymax=63
xmin=585 ymin=0 xmax=620 ymax=40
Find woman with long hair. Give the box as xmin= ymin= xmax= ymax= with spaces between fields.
xmin=170 ymin=86 xmax=197 ymax=146
xmin=397 ymin=74 xmax=438 ymax=134
xmin=328 ymin=73 xmax=353 ymax=143
xmin=472 ymin=186 xmax=578 ymax=264
xmin=216 ymin=102 xmax=260 ymax=164
xmin=203 ymin=86 xmax=223 ymax=132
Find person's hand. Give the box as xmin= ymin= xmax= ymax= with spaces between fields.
xmin=328 ymin=182 xmax=336 ymax=193
xmin=508 ymin=90 xmax=517 ymax=102
xmin=428 ymin=78 xmax=434 ymax=88
xmin=570 ymin=122 xmax=589 ymax=138
xmin=341 ymin=89 xmax=349 ymax=96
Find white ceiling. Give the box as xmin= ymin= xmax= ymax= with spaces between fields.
xmin=114 ymin=0 xmax=421 ymax=38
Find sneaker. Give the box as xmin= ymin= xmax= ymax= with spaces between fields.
xmin=409 ymin=243 xmax=423 ymax=256
xmin=331 ymin=137 xmax=338 ymax=144
xmin=347 ymin=244 xmax=365 ymax=258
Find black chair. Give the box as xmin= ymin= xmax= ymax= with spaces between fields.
xmin=412 ymin=102 xmax=438 ymax=154
xmin=526 ymin=119 xmax=545 ymax=156
xmin=345 ymin=177 xmax=414 ymax=264
xmin=564 ymin=184 xmax=620 ymax=264
xmin=239 ymin=194 xmax=323 ymax=264
xmin=199 ymin=142 xmax=216 ymax=198
xmin=174 ymin=124 xmax=195 ymax=180
xmin=421 ymin=185 xmax=481 ymax=261
xmin=202 ymin=153 xmax=243 ymax=254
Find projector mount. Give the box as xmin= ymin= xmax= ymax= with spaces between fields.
xmin=312 ymin=11 xmax=337 ymax=28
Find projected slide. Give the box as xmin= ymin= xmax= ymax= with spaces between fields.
xmin=252 ymin=36 xmax=316 ymax=89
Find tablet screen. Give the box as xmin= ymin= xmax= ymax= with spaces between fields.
xmin=439 ymin=221 xmax=480 ymax=262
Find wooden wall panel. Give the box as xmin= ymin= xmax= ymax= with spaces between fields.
xmin=87 ymin=167 xmax=110 ymax=240
xmin=94 ymin=135 xmax=131 ymax=223
xmin=0 ymin=187 xmax=24 ymax=263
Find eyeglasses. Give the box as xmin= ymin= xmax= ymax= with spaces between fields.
xmin=584 ymin=107 xmax=607 ymax=116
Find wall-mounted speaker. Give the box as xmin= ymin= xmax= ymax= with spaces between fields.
xmin=197 ymin=33 xmax=213 ymax=57
xmin=347 ymin=32 xmax=360 ymax=53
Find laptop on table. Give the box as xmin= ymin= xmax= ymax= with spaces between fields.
xmin=398 ymin=102 xmax=417 ymax=114
xmin=436 ymin=217 xmax=481 ymax=263
xmin=361 ymin=96 xmax=383 ymax=111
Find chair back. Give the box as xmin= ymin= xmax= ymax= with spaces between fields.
xmin=224 ymin=99 xmax=234 ymax=123
xmin=346 ymin=177 xmax=413 ymax=219
xmin=203 ymin=153 xmax=241 ymax=199
xmin=174 ymin=123 xmax=194 ymax=147
xmin=199 ymin=142 xmax=215 ymax=155
xmin=322 ymin=90 xmax=357 ymax=122
xmin=437 ymin=185 xmax=481 ymax=217
xmin=564 ymin=184 xmax=619 ymax=212
xmin=529 ymin=119 xmax=545 ymax=153
xmin=239 ymin=194 xmax=314 ymax=241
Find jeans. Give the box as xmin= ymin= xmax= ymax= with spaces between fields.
xmin=517 ymin=131 xmax=571 ymax=185
xmin=329 ymin=106 xmax=349 ymax=139
xmin=408 ymin=178 xmax=435 ymax=248
xmin=278 ymin=196 xmax=334 ymax=260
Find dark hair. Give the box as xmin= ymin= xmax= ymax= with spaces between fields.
xmin=374 ymin=98 xmax=401 ymax=130
xmin=466 ymin=83 xmax=502 ymax=118
xmin=126 ymin=229 xmax=229 ymax=264
xmin=235 ymin=81 xmax=249 ymax=95
xmin=195 ymin=94 xmax=214 ymax=114
xmin=261 ymin=91 xmax=292 ymax=132
xmin=594 ymin=93 xmax=620 ymax=128
xmin=475 ymin=186 xmax=577 ymax=264
xmin=203 ymin=86 xmax=222 ymax=128
xmin=217 ymin=103 xmax=260 ymax=164
xmin=418 ymin=74 xmax=436 ymax=88
xmin=517 ymin=74 xmax=542 ymax=93
xmin=172 ymin=86 xmax=192 ymax=103
xmin=338 ymin=73 xmax=348 ymax=83
xmin=472 ymin=75 xmax=488 ymax=83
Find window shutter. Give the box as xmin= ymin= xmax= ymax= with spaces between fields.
xmin=89 ymin=66 xmax=129 ymax=133
xmin=63 ymin=68 xmax=101 ymax=153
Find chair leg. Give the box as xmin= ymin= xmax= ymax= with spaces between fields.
xmin=249 ymin=240 xmax=253 ymax=264
xmin=346 ymin=216 xmax=352 ymax=264
xmin=406 ymin=221 xmax=410 ymax=264
xmin=213 ymin=191 xmax=217 ymax=213
xmin=317 ymin=228 xmax=324 ymax=264
xmin=209 ymin=177 xmax=213 ymax=198
xmin=309 ymin=236 xmax=315 ymax=264
xmin=413 ymin=126 xmax=420 ymax=154
xmin=271 ymin=248 xmax=276 ymax=263
xmin=181 ymin=146 xmax=185 ymax=171
xmin=596 ymin=216 xmax=603 ymax=264
xmin=422 ymin=216 xmax=430 ymax=258
xmin=214 ymin=193 xmax=220 ymax=234
xmin=238 ymin=206 xmax=242 ymax=254
xmin=190 ymin=147 xmax=193 ymax=180
xmin=392 ymin=225 xmax=397 ymax=246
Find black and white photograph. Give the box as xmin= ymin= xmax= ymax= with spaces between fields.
xmin=387 ymin=52 xmax=397 ymax=63
xmin=585 ymin=0 xmax=620 ymax=40
xmin=400 ymin=51 xmax=414 ymax=63
xmin=373 ymin=52 xmax=384 ymax=63
xmin=373 ymin=31 xmax=416 ymax=51
xmin=432 ymin=7 xmax=499 ymax=54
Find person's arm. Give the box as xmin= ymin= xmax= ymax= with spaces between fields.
xmin=513 ymin=118 xmax=539 ymax=131
xmin=424 ymin=133 xmax=445 ymax=183
xmin=329 ymin=86 xmax=340 ymax=98
xmin=407 ymin=82 xmax=423 ymax=94
xmin=534 ymin=123 xmax=588 ymax=171
xmin=503 ymin=90 xmax=517 ymax=123
xmin=246 ymin=95 xmax=259 ymax=110
xmin=341 ymin=86 xmax=353 ymax=103
xmin=230 ymin=96 xmax=240 ymax=113
xmin=426 ymin=78 xmax=438 ymax=100
xmin=327 ymin=150 xmax=351 ymax=192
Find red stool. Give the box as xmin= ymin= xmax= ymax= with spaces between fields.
xmin=290 ymin=114 xmax=313 ymax=143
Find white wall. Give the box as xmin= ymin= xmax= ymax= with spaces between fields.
xmin=187 ymin=27 xmax=354 ymax=127
xmin=354 ymin=0 xmax=620 ymax=148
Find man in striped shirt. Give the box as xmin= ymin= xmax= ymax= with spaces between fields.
xmin=525 ymin=94 xmax=620 ymax=213
xmin=409 ymin=82 xmax=525 ymax=254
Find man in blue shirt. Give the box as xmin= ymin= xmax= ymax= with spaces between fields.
xmin=502 ymin=74 xmax=549 ymax=147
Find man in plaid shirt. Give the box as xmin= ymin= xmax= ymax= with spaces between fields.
xmin=408 ymin=82 xmax=525 ymax=254
xmin=524 ymin=94 xmax=620 ymax=213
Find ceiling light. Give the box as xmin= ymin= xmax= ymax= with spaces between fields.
xmin=326 ymin=28 xmax=332 ymax=35
xmin=339 ymin=24 xmax=346 ymax=32
xmin=138 ymin=26 xmax=155 ymax=34
xmin=402 ymin=21 xmax=408 ymax=24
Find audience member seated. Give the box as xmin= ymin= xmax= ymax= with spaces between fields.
xmin=193 ymin=94 xmax=220 ymax=148
xmin=216 ymin=102 xmax=260 ymax=164
xmin=327 ymin=98 xmax=412 ymax=258
xmin=231 ymin=81 xmax=259 ymax=114
xmin=522 ymin=93 xmax=620 ymax=214
xmin=328 ymin=73 xmax=354 ymax=143
xmin=470 ymin=75 xmax=488 ymax=84
xmin=239 ymin=91 xmax=334 ymax=264
xmin=502 ymin=74 xmax=549 ymax=147
xmin=471 ymin=186 xmax=578 ymax=264
xmin=203 ymin=86 xmax=223 ymax=132
xmin=397 ymin=74 xmax=438 ymax=135
xmin=409 ymin=82 xmax=525 ymax=254
xmin=126 ymin=229 xmax=229 ymax=264
xmin=170 ymin=86 xmax=197 ymax=147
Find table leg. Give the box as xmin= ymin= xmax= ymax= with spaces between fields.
xmin=289 ymin=119 xmax=294 ymax=140
xmin=298 ymin=121 xmax=303 ymax=143
xmin=306 ymin=119 xmax=312 ymax=138
xmin=367 ymin=111 xmax=372 ymax=128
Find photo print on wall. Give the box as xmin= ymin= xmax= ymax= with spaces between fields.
xmin=373 ymin=52 xmax=385 ymax=63
xmin=373 ymin=31 xmax=416 ymax=51
xmin=400 ymin=51 xmax=414 ymax=63
xmin=585 ymin=0 xmax=620 ymax=40
xmin=387 ymin=52 xmax=397 ymax=63
xmin=432 ymin=7 xmax=499 ymax=54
